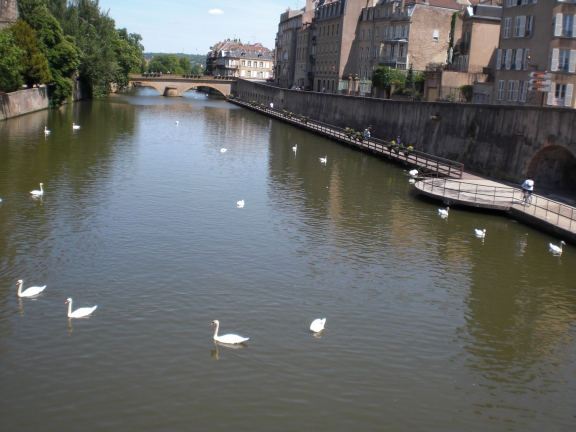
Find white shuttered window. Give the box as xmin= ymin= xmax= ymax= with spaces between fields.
xmin=566 ymin=84 xmax=574 ymax=107
xmin=496 ymin=49 xmax=502 ymax=70
xmin=551 ymin=48 xmax=559 ymax=71
xmin=555 ymin=14 xmax=563 ymax=37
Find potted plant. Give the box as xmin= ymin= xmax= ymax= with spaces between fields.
xmin=387 ymin=140 xmax=397 ymax=151
xmin=402 ymin=145 xmax=414 ymax=156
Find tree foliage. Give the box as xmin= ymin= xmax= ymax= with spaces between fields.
xmin=372 ymin=67 xmax=406 ymax=91
xmin=148 ymin=54 xmax=190 ymax=74
xmin=10 ymin=19 xmax=51 ymax=88
xmin=0 ymin=28 xmax=25 ymax=92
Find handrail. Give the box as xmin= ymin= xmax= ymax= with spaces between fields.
xmin=230 ymin=98 xmax=464 ymax=178
xmin=419 ymin=178 xmax=576 ymax=232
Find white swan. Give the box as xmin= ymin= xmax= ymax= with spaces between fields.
xmin=44 ymin=126 xmax=50 ymax=135
xmin=474 ymin=228 xmax=486 ymax=238
xmin=175 ymin=121 xmax=179 ymax=125
xmin=237 ymin=199 xmax=244 ymax=208
xmin=408 ymin=169 xmax=419 ymax=177
xmin=549 ymin=240 xmax=566 ymax=255
xmin=408 ymin=178 xmax=415 ymax=184
xmin=319 ymin=156 xmax=327 ymax=164
xmin=293 ymin=144 xmax=297 ymax=152
xmin=220 ymin=148 xmax=227 ymax=153
xmin=30 ymin=183 xmax=44 ymax=196
xmin=211 ymin=320 xmax=249 ymax=344
xmin=65 ymin=298 xmax=97 ymax=318
xmin=72 ymin=123 xmax=81 ymax=130
xmin=310 ymin=318 xmax=326 ymax=333
xmin=16 ymin=280 xmax=46 ymax=297
xmin=438 ymin=207 xmax=449 ymax=218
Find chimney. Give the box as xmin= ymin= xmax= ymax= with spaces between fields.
xmin=400 ymin=0 xmax=405 ymax=12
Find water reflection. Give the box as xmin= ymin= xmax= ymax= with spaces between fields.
xmin=211 ymin=340 xmax=248 ymax=360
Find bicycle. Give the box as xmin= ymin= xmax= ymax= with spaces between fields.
xmin=522 ymin=189 xmax=533 ymax=206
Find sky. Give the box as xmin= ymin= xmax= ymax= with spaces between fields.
xmin=98 ymin=0 xmax=301 ymax=54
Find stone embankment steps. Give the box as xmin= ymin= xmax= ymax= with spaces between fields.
xmin=229 ymin=97 xmax=576 ymax=244
xmin=228 ymin=98 xmax=463 ymax=179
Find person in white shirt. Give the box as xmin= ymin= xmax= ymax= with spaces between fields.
xmin=521 ymin=178 xmax=534 ymax=205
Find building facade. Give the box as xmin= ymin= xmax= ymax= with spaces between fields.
xmin=207 ymin=41 xmax=274 ymax=80
xmin=0 ymin=0 xmax=18 ymax=29
xmin=494 ymin=0 xmax=576 ymax=108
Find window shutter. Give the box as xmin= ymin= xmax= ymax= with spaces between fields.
xmin=506 ymin=49 xmax=512 ymax=69
xmin=519 ymin=16 xmax=526 ymax=37
xmin=565 ymin=84 xmax=574 ymax=107
xmin=551 ymin=48 xmax=559 ymax=71
xmin=516 ymin=49 xmax=523 ymax=69
xmin=496 ymin=49 xmax=502 ymax=70
xmin=547 ymin=83 xmax=556 ymax=105
xmin=573 ymin=17 xmax=576 ymax=38
xmin=523 ymin=48 xmax=529 ymax=70
xmin=570 ymin=50 xmax=576 ymax=73
xmin=555 ymin=13 xmax=563 ymax=37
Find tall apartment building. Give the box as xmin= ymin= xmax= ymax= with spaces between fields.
xmin=0 ymin=0 xmax=18 ymax=29
xmin=207 ymin=41 xmax=274 ymax=80
xmin=494 ymin=0 xmax=576 ymax=108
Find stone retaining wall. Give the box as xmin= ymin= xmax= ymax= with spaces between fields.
xmin=235 ymin=80 xmax=576 ymax=187
xmin=0 ymin=87 xmax=49 ymax=121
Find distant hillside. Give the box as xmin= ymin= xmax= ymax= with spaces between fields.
xmin=144 ymin=53 xmax=205 ymax=65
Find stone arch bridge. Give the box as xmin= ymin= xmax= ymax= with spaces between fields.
xmin=128 ymin=74 xmax=236 ymax=97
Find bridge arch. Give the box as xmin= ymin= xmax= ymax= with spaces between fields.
xmin=133 ymin=81 xmax=164 ymax=95
xmin=527 ymin=145 xmax=576 ymax=189
xmin=180 ymin=83 xmax=227 ymax=97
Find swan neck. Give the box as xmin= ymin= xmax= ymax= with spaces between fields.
xmin=17 ymin=283 xmax=22 ymax=296
xmin=67 ymin=299 xmax=72 ymax=317
xmin=213 ymin=322 xmax=219 ymax=340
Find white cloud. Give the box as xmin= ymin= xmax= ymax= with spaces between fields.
xmin=208 ymin=9 xmax=224 ymax=14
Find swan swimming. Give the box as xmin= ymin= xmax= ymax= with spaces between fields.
xmin=293 ymin=144 xmax=297 ymax=152
xmin=408 ymin=169 xmax=419 ymax=177
xmin=438 ymin=207 xmax=449 ymax=218
xmin=211 ymin=320 xmax=249 ymax=344
xmin=220 ymin=148 xmax=227 ymax=153
xmin=310 ymin=318 xmax=326 ymax=333
xmin=549 ymin=240 xmax=566 ymax=255
xmin=65 ymin=298 xmax=97 ymax=318
xmin=474 ymin=228 xmax=486 ymax=238
xmin=16 ymin=280 xmax=46 ymax=297
xmin=319 ymin=156 xmax=327 ymax=164
xmin=72 ymin=123 xmax=81 ymax=130
xmin=237 ymin=199 xmax=244 ymax=208
xmin=30 ymin=183 xmax=44 ymax=196
xmin=44 ymin=126 xmax=50 ymax=135
xmin=175 ymin=121 xmax=179 ymax=125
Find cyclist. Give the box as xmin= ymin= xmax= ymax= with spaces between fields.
xmin=521 ymin=178 xmax=534 ymax=205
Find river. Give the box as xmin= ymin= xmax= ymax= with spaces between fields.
xmin=0 ymin=87 xmax=575 ymax=431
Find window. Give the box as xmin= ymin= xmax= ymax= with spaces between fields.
xmin=247 ymin=61 xmax=252 ymax=67
xmin=523 ymin=49 xmax=530 ymax=70
xmin=360 ymin=47 xmax=363 ymax=60
xmin=433 ymin=29 xmax=439 ymax=41
xmin=514 ymin=49 xmax=523 ymax=70
xmin=260 ymin=62 xmax=264 ymax=68
xmin=241 ymin=60 xmax=246 ymax=66
xmin=558 ymin=49 xmax=570 ymax=71
xmin=555 ymin=83 xmax=566 ymax=100
xmin=496 ymin=49 xmax=502 ymax=70
xmin=506 ymin=0 xmax=515 ymax=6
xmin=337 ymin=24 xmax=339 ymax=35
xmin=497 ymin=80 xmax=505 ymax=100
xmin=504 ymin=18 xmax=511 ymax=38
xmin=402 ymin=26 xmax=408 ymax=38
xmin=247 ymin=70 xmax=252 ymax=77
xmin=384 ymin=26 xmax=388 ymax=39
xmin=505 ymin=49 xmax=512 ymax=69
xmin=376 ymin=26 xmax=379 ymax=38
xmin=525 ymin=16 xmax=533 ymax=36
xmin=368 ymin=29 xmax=371 ymax=39
xmin=519 ymin=81 xmax=528 ymax=102
xmin=362 ymin=30 xmax=365 ymax=39
xmin=507 ymin=80 xmax=518 ymax=101
xmin=514 ymin=16 xmax=526 ymax=37
xmin=562 ymin=14 xmax=574 ymax=37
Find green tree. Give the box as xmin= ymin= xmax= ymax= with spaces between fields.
xmin=10 ymin=19 xmax=51 ymax=88
xmin=114 ymin=28 xmax=145 ymax=89
xmin=179 ymin=56 xmax=191 ymax=73
xmin=191 ymin=64 xmax=203 ymax=75
xmin=149 ymin=54 xmax=182 ymax=74
xmin=406 ymin=64 xmax=415 ymax=89
xmin=0 ymin=28 xmax=25 ymax=92
xmin=372 ymin=66 xmax=405 ymax=94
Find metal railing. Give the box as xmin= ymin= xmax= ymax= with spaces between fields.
xmin=229 ymin=98 xmax=464 ymax=179
xmin=419 ymin=178 xmax=576 ymax=232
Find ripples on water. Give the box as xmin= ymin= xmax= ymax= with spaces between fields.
xmin=0 ymin=88 xmax=575 ymax=431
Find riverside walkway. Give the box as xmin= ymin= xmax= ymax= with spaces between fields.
xmin=415 ymin=174 xmax=576 ymax=242
xmin=229 ymin=97 xmax=576 ymax=243
xmin=228 ymin=98 xmax=463 ymax=178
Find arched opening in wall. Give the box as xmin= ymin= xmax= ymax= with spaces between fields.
xmin=526 ymin=145 xmax=576 ymax=190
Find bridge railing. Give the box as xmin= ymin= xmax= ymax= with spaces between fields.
xmin=419 ymin=178 xmax=576 ymax=232
xmin=230 ymin=98 xmax=464 ymax=179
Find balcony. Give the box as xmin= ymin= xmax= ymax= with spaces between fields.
xmin=216 ymin=64 xmax=239 ymax=69
xmin=379 ymin=56 xmax=407 ymax=69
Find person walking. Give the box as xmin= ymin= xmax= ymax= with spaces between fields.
xmin=521 ymin=178 xmax=534 ymax=205
xmin=270 ymin=102 xmax=274 ymax=109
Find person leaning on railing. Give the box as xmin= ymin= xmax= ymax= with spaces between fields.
xmin=521 ymin=178 xmax=534 ymax=205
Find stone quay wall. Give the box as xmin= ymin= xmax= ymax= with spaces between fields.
xmin=235 ymin=79 xmax=576 ymax=185
xmin=0 ymin=87 xmax=49 ymax=121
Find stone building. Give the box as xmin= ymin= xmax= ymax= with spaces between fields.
xmin=493 ymin=0 xmax=576 ymax=108
xmin=0 ymin=0 xmax=18 ymax=29
xmin=206 ymin=40 xmax=274 ymax=80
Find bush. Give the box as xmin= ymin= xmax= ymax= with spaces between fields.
xmin=458 ymin=84 xmax=473 ymax=102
